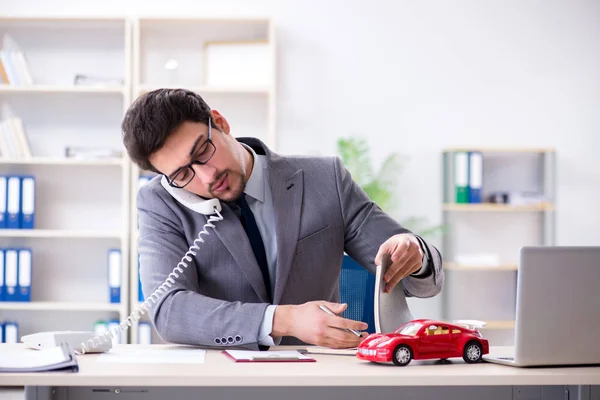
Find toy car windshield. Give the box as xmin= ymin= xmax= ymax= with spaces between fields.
xmin=393 ymin=321 xmax=423 ymax=336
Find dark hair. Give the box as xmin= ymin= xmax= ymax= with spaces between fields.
xmin=121 ymin=88 xmax=212 ymax=173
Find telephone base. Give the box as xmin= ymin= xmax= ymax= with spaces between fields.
xmin=21 ymin=331 xmax=113 ymax=353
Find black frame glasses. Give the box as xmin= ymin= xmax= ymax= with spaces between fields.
xmin=166 ymin=118 xmax=216 ymax=189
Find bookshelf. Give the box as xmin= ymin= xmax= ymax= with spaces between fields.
xmin=128 ymin=17 xmax=277 ymax=344
xmin=0 ymin=16 xmax=132 ymax=344
xmin=441 ymin=148 xmax=556 ymax=345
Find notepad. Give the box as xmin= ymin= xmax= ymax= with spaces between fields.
xmin=0 ymin=342 xmax=78 ymax=373
xmin=223 ymin=350 xmax=315 ymax=362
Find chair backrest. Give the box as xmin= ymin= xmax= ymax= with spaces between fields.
xmin=339 ymin=255 xmax=376 ymax=334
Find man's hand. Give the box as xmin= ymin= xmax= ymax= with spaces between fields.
xmin=272 ymin=301 xmax=368 ymax=348
xmin=375 ymin=233 xmax=424 ymax=293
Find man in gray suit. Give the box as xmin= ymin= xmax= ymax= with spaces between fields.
xmin=122 ymin=88 xmax=443 ymax=350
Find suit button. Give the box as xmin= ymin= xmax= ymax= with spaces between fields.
xmin=214 ymin=338 xmax=221 ymax=344
xmin=235 ymin=335 xmax=242 ymax=343
xmin=222 ymin=337 xmax=227 ymax=345
xmin=227 ymin=336 xmax=234 ymax=344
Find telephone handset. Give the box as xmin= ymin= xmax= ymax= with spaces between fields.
xmin=22 ymin=176 xmax=224 ymax=354
xmin=159 ymin=176 xmax=222 ymax=215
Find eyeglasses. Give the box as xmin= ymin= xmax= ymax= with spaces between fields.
xmin=166 ymin=118 xmax=216 ymax=189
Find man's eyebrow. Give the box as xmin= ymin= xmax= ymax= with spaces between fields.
xmin=189 ymin=133 xmax=207 ymax=157
xmin=167 ymin=133 xmax=207 ymax=179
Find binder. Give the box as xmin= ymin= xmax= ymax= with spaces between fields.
xmin=454 ymin=152 xmax=469 ymax=203
xmin=108 ymin=249 xmax=121 ymax=303
xmin=20 ymin=176 xmax=35 ymax=229
xmin=94 ymin=320 xmax=107 ymax=335
xmin=468 ymin=152 xmax=483 ymax=203
xmin=0 ymin=323 xmax=4 ymax=343
xmin=138 ymin=255 xmax=144 ymax=302
xmin=17 ymin=248 xmax=31 ymax=302
xmin=0 ymin=342 xmax=78 ymax=373
xmin=138 ymin=322 xmax=152 ymax=345
xmin=0 ymin=176 xmax=7 ymax=228
xmin=0 ymin=249 xmax=4 ymax=301
xmin=107 ymin=320 xmax=121 ymax=345
xmin=4 ymin=249 xmax=18 ymax=302
xmin=4 ymin=322 xmax=17 ymax=344
xmin=6 ymin=176 xmax=20 ymax=229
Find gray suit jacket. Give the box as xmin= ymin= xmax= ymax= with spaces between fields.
xmin=137 ymin=138 xmax=444 ymax=348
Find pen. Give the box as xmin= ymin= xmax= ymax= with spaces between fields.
xmin=318 ymin=304 xmax=362 ymax=337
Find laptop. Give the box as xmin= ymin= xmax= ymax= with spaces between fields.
xmin=483 ymin=246 xmax=600 ymax=367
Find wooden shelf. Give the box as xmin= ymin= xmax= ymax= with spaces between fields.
xmin=0 ymin=84 xmax=125 ymax=94
xmin=136 ymin=84 xmax=270 ymax=95
xmin=445 ymin=263 xmax=518 ymax=271
xmin=0 ymin=302 xmax=122 ymax=312
xmin=0 ymin=157 xmax=124 ymax=166
xmin=443 ymin=147 xmax=555 ymax=154
xmin=443 ymin=202 xmax=554 ymax=212
xmin=0 ymin=229 xmax=122 ymax=239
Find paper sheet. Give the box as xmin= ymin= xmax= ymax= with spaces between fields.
xmin=224 ymin=350 xmax=313 ymax=361
xmin=97 ymin=348 xmax=206 ymax=364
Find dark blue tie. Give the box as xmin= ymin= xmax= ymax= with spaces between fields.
xmin=235 ymin=194 xmax=272 ymax=302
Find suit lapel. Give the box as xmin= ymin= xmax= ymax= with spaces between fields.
xmin=270 ymin=167 xmax=303 ymax=304
xmin=212 ymin=203 xmax=270 ymax=303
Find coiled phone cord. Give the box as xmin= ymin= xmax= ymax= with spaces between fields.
xmin=78 ymin=207 xmax=224 ymax=354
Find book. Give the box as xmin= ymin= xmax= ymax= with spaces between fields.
xmin=0 ymin=342 xmax=78 ymax=372
xmin=374 ymin=253 xmax=414 ymax=334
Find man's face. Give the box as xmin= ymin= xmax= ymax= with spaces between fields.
xmin=149 ymin=115 xmax=248 ymax=202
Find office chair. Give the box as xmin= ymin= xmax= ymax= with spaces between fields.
xmin=339 ymin=255 xmax=376 ymax=334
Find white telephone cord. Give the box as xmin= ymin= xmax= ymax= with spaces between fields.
xmin=78 ymin=207 xmax=224 ymax=354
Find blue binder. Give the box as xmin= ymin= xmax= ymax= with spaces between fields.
xmin=6 ymin=177 xmax=20 ymax=229
xmin=20 ymin=176 xmax=35 ymax=229
xmin=107 ymin=249 xmax=121 ymax=303
xmin=17 ymin=248 xmax=31 ymax=302
xmin=0 ymin=176 xmax=7 ymax=229
xmin=138 ymin=254 xmax=144 ymax=302
xmin=0 ymin=249 xmax=4 ymax=301
xmin=4 ymin=249 xmax=18 ymax=302
xmin=468 ymin=152 xmax=483 ymax=203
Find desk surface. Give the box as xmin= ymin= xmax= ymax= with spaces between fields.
xmin=1 ymin=344 xmax=600 ymax=387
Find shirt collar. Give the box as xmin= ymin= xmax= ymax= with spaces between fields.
xmin=241 ymin=143 xmax=265 ymax=203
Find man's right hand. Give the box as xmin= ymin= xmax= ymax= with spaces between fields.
xmin=271 ymin=301 xmax=368 ymax=348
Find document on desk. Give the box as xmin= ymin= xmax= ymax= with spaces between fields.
xmin=223 ymin=350 xmax=316 ymax=362
xmin=305 ymin=346 xmax=357 ymax=356
xmin=97 ymin=348 xmax=206 ymax=364
xmin=0 ymin=343 xmax=78 ymax=372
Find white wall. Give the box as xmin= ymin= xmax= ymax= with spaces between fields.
xmin=2 ymin=0 xmax=599 ymax=319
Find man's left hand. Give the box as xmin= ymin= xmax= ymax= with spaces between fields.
xmin=374 ymin=234 xmax=424 ymax=293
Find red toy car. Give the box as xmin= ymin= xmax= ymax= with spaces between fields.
xmin=356 ymin=319 xmax=489 ymax=366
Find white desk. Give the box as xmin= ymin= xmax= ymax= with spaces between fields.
xmin=1 ymin=344 xmax=599 ymax=400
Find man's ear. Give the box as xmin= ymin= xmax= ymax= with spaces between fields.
xmin=210 ymin=110 xmax=230 ymax=134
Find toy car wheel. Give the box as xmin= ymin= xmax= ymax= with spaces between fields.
xmin=392 ymin=344 xmax=413 ymax=366
xmin=463 ymin=341 xmax=483 ymax=363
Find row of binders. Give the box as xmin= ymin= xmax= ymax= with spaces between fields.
xmin=93 ymin=320 xmax=153 ymax=345
xmin=0 ymin=175 xmax=35 ymax=229
xmin=0 ymin=322 xmax=18 ymax=343
xmin=0 ymin=248 xmax=32 ymax=302
xmin=453 ymin=151 xmax=482 ymax=203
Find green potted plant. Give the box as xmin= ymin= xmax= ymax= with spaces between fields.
xmin=336 ymin=137 xmax=443 ymax=237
